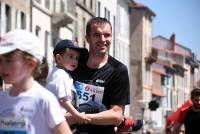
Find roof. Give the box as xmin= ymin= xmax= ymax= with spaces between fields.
xmin=153 ymin=35 xmax=192 ymax=57
xmin=131 ymin=2 xmax=156 ymax=16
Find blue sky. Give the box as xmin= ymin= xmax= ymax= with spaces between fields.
xmin=136 ymin=0 xmax=200 ymax=59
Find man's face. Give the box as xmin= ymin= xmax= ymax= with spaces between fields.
xmin=192 ymin=96 xmax=200 ymax=110
xmin=86 ymin=23 xmax=112 ymax=55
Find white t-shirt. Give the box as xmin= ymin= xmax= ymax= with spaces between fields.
xmin=0 ymin=81 xmax=65 ymax=134
xmin=45 ymin=66 xmax=77 ymax=113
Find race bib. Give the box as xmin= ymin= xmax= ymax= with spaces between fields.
xmin=74 ymin=81 xmax=104 ymax=104
xmin=0 ymin=117 xmax=30 ymax=134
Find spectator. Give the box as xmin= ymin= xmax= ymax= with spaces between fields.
xmin=0 ymin=29 xmax=72 ymax=134
xmin=172 ymin=87 xmax=200 ymax=134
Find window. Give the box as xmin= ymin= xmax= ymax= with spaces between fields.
xmin=83 ymin=17 xmax=86 ymax=34
xmin=104 ymin=7 xmax=110 ymax=20
xmin=74 ymin=12 xmax=78 ymax=43
xmin=60 ymin=0 xmax=65 ymax=12
xmin=35 ymin=0 xmax=41 ymax=4
xmin=113 ymin=16 xmax=116 ymax=57
xmin=15 ymin=10 xmax=18 ymax=28
xmin=167 ymin=88 xmax=172 ymax=109
xmin=45 ymin=0 xmax=50 ymax=9
xmin=145 ymin=63 xmax=151 ymax=85
xmin=97 ymin=2 xmax=101 ymax=17
xmin=35 ymin=26 xmax=41 ymax=37
xmin=83 ymin=17 xmax=86 ymax=48
xmin=104 ymin=8 xmax=107 ymax=18
xmin=21 ymin=12 xmax=26 ymax=29
xmin=145 ymin=34 xmax=148 ymax=52
xmin=45 ymin=31 xmax=49 ymax=59
xmin=53 ymin=0 xmax=56 ymax=12
xmin=90 ymin=0 xmax=93 ymax=9
xmin=107 ymin=10 xmax=110 ymax=21
xmin=161 ymin=75 xmax=166 ymax=85
xmin=5 ymin=5 xmax=11 ymax=32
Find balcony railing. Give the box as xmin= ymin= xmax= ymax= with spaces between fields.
xmin=153 ymin=48 xmax=185 ymax=67
xmin=52 ymin=0 xmax=76 ymax=26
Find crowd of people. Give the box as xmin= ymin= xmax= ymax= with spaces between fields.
xmin=0 ymin=17 xmax=143 ymax=134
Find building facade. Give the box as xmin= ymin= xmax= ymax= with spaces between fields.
xmin=75 ymin=0 xmax=96 ymax=49
xmin=0 ymin=0 xmax=30 ymax=34
xmin=152 ymin=34 xmax=199 ymax=132
xmin=129 ymin=2 xmax=155 ymax=133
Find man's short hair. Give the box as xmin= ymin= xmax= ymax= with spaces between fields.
xmin=86 ymin=17 xmax=112 ymax=36
xmin=191 ymin=87 xmax=200 ymax=99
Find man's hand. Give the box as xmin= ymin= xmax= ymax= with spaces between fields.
xmin=85 ymin=105 xmax=124 ymax=126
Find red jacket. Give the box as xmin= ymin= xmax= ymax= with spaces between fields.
xmin=166 ymin=99 xmax=192 ymax=133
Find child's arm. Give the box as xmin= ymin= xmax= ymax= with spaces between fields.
xmin=59 ymin=97 xmax=91 ymax=124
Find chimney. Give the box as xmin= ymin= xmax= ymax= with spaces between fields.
xmin=170 ymin=33 xmax=176 ymax=51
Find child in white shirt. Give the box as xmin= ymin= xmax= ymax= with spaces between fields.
xmin=46 ymin=39 xmax=91 ymax=125
xmin=0 ymin=29 xmax=72 ymax=134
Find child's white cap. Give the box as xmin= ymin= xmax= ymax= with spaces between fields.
xmin=0 ymin=29 xmax=44 ymax=63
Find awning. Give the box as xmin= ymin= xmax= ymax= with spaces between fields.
xmin=152 ymin=63 xmax=166 ymax=75
xmin=152 ymin=88 xmax=165 ymax=97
